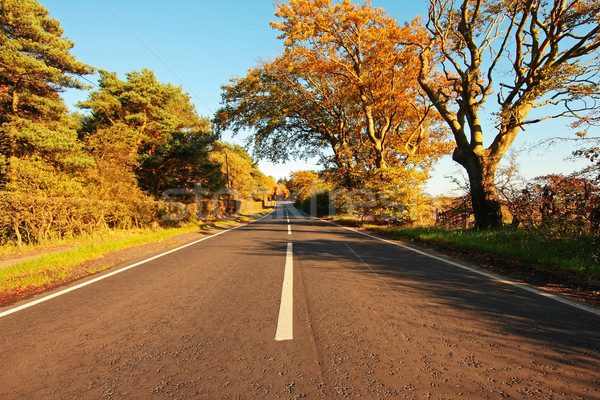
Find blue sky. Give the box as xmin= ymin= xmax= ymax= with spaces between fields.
xmin=40 ymin=0 xmax=594 ymax=196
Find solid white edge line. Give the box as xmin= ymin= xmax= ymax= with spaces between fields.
xmin=293 ymin=208 xmax=600 ymax=317
xmin=0 ymin=211 xmax=275 ymax=319
xmin=275 ymin=243 xmax=294 ymax=341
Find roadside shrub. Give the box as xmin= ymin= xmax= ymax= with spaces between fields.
xmin=0 ymin=192 xmax=159 ymax=247
xmin=508 ymin=174 xmax=600 ymax=236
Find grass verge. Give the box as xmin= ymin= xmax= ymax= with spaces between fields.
xmin=334 ymin=217 xmax=600 ymax=279
xmin=0 ymin=210 xmax=270 ymax=297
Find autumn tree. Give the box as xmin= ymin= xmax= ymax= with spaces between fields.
xmin=214 ymin=53 xmax=363 ymax=188
xmin=216 ymin=0 xmax=452 ymax=196
xmin=79 ymin=69 xmax=215 ymax=198
xmin=418 ymin=0 xmax=600 ymax=228
xmin=276 ymin=181 xmax=291 ymax=198
xmin=255 ymin=173 xmax=277 ymax=202
xmin=272 ymin=0 xmax=445 ymax=170
xmin=0 ymin=0 xmax=94 ymax=192
xmin=287 ymin=170 xmax=321 ymax=200
xmin=206 ymin=141 xmax=264 ymax=199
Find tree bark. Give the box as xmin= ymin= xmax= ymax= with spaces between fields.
xmin=374 ymin=147 xmax=386 ymax=169
xmin=453 ymin=147 xmax=503 ymax=229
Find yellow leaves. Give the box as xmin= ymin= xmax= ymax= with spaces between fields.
xmin=287 ymin=170 xmax=321 ymax=199
xmin=269 ymin=0 xmax=453 ymax=166
xmin=215 ymin=1 xmax=453 ymax=190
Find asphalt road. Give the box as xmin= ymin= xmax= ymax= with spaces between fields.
xmin=1 ymin=201 xmax=599 ymax=399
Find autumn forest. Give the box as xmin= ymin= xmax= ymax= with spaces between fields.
xmin=1 ymin=0 xmax=599 ymax=251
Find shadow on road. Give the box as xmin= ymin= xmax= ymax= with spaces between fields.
xmin=264 ymin=221 xmax=600 ymax=363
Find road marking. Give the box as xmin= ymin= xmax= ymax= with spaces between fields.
xmin=288 ymin=224 xmax=292 ymax=235
xmin=275 ymin=243 xmax=293 ymax=341
xmin=293 ymin=208 xmax=600 ymax=317
xmin=0 ymin=211 xmax=274 ymax=319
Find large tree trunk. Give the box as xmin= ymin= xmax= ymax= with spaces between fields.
xmin=332 ymin=141 xmax=359 ymax=189
xmin=453 ymin=147 xmax=503 ymax=229
xmin=374 ymin=146 xmax=386 ymax=169
xmin=361 ymin=99 xmax=388 ymax=169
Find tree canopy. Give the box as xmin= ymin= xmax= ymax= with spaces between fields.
xmin=78 ymin=69 xmax=215 ymax=198
xmin=215 ymin=0 xmax=452 ymax=194
xmin=205 ymin=141 xmax=261 ymax=198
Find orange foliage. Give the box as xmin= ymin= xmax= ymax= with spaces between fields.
xmin=272 ymin=0 xmax=452 ymax=173
xmin=216 ymin=1 xmax=453 ymax=198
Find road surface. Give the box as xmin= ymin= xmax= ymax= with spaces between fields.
xmin=1 ymin=201 xmax=599 ymax=399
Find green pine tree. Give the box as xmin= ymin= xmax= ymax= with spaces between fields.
xmin=79 ymin=69 xmax=216 ymax=198
xmin=0 ymin=0 xmax=94 ymax=192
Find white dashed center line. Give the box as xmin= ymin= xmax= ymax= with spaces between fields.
xmin=275 ymin=243 xmax=294 ymax=341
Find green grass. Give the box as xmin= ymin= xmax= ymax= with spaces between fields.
xmin=0 ymin=210 xmax=271 ymax=293
xmin=0 ymin=228 xmax=146 ymax=257
xmin=335 ymin=217 xmax=600 ymax=278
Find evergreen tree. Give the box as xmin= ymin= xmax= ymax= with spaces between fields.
xmin=79 ymin=69 xmax=215 ymax=198
xmin=0 ymin=0 xmax=94 ymax=191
